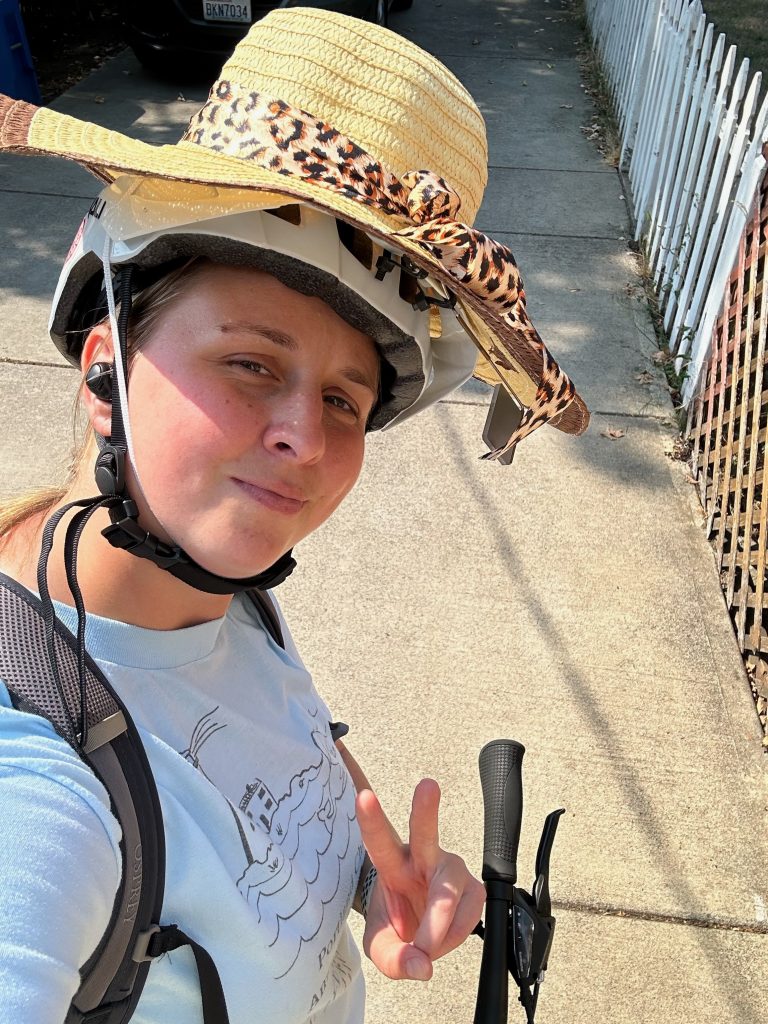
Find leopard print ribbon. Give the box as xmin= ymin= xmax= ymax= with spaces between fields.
xmin=182 ymin=81 xmax=578 ymax=456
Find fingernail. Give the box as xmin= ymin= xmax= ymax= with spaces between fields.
xmin=406 ymin=957 xmax=431 ymax=981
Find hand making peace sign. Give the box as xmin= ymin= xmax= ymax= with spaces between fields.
xmin=356 ymin=779 xmax=486 ymax=982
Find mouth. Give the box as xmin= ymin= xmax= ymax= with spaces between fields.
xmin=232 ymin=478 xmax=307 ymax=516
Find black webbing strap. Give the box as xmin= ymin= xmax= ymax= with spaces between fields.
xmin=0 ymin=576 xmax=229 ymax=1024
xmin=146 ymin=926 xmax=230 ymax=1024
xmin=247 ymin=589 xmax=285 ymax=649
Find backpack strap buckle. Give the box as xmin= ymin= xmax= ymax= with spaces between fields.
xmin=132 ymin=925 xmax=162 ymax=964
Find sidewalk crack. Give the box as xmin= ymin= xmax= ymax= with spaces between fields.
xmin=554 ymin=898 xmax=768 ymax=934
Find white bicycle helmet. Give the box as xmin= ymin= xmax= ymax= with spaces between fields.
xmin=52 ymin=176 xmax=480 ymax=431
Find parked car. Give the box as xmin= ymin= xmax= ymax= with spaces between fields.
xmin=125 ymin=0 xmax=413 ymax=75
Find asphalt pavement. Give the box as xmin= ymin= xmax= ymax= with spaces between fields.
xmin=0 ymin=1 xmax=766 ymax=1022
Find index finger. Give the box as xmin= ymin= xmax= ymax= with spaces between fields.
xmin=407 ymin=778 xmax=441 ymax=871
xmin=356 ymin=788 xmax=406 ymax=876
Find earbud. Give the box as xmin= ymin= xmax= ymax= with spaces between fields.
xmin=85 ymin=362 xmax=113 ymax=402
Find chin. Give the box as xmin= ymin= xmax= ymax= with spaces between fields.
xmin=182 ymin=539 xmax=291 ymax=582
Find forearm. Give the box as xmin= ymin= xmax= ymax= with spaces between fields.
xmin=335 ymin=738 xmax=377 ymax=915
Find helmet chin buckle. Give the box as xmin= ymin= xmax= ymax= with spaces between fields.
xmin=102 ymin=498 xmax=186 ymax=569
xmin=95 ymin=444 xmax=126 ymax=496
xmin=101 ymin=496 xmax=297 ymax=594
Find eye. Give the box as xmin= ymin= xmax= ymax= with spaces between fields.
xmin=325 ymin=393 xmax=358 ymax=416
xmin=230 ymin=359 xmax=272 ymax=376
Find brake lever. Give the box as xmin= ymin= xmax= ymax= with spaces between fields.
xmin=533 ymin=808 xmax=565 ymax=918
xmin=510 ymin=808 xmax=564 ymax=992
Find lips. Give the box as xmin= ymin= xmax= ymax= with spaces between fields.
xmin=232 ymin=477 xmax=307 ymax=515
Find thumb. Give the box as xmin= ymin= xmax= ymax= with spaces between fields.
xmin=365 ymin=915 xmax=434 ymax=982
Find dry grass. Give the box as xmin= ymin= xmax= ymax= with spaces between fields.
xmin=703 ymin=1 xmax=768 ymax=108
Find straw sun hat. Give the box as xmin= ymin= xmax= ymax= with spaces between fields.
xmin=0 ymin=7 xmax=589 ymax=458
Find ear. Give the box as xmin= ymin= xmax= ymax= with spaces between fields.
xmin=80 ymin=323 xmax=115 ymax=439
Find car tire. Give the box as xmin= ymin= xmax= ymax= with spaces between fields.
xmin=130 ymin=42 xmax=216 ymax=82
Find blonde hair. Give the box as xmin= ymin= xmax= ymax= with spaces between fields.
xmin=0 ymin=258 xmax=204 ymax=542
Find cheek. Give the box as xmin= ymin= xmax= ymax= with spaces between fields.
xmin=320 ymin=431 xmax=366 ymax=511
xmin=127 ymin=362 xmax=247 ymax=502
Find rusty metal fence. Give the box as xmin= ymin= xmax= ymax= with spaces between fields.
xmin=688 ymin=158 xmax=768 ymax=725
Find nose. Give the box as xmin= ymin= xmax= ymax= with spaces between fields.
xmin=262 ymin=390 xmax=326 ymax=465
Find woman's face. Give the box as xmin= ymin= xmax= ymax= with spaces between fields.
xmin=96 ymin=263 xmax=380 ymax=579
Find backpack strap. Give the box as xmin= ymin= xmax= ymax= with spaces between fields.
xmin=247 ymin=588 xmax=285 ymax=649
xmin=0 ymin=574 xmax=229 ymax=1024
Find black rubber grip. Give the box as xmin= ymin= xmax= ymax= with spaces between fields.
xmin=479 ymin=739 xmax=525 ymax=884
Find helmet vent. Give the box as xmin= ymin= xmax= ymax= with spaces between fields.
xmin=335 ymin=219 xmax=373 ymax=270
xmin=265 ymin=204 xmax=302 ymax=226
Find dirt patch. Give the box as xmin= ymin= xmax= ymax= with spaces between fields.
xmin=20 ymin=1 xmax=126 ymax=102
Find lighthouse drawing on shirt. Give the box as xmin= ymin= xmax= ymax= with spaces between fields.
xmin=181 ymin=704 xmax=361 ymax=980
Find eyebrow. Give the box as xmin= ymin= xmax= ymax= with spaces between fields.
xmin=219 ymin=322 xmax=298 ymax=351
xmin=218 ymin=321 xmax=379 ymax=395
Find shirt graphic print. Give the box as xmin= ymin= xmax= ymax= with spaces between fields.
xmin=179 ymin=699 xmax=365 ymax=1015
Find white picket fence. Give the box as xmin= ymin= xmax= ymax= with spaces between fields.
xmin=584 ymin=0 xmax=768 ymax=403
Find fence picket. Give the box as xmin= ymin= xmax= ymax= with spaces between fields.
xmin=683 ymin=98 xmax=768 ymax=395
xmin=657 ymin=36 xmax=728 ymax=302
xmin=635 ymin=2 xmax=697 ymax=227
xmin=663 ymin=49 xmax=740 ymax=332
xmin=620 ymin=2 xmax=662 ymax=164
xmin=586 ymin=2 xmax=768 ymax=399
xmin=670 ymin=61 xmax=753 ymax=348
xmin=628 ymin=1 xmax=674 ymax=200
xmin=650 ymin=24 xmax=715 ymax=280
xmin=645 ymin=14 xmax=708 ymax=270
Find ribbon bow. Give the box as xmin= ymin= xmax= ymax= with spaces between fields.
xmin=183 ymin=82 xmax=579 ymax=456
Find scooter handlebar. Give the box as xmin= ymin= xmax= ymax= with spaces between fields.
xmin=479 ymin=739 xmax=525 ymax=886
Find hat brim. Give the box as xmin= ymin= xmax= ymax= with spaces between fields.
xmin=0 ymin=96 xmax=588 ymax=437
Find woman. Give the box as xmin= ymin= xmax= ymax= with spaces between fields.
xmin=0 ymin=8 xmax=588 ymax=1024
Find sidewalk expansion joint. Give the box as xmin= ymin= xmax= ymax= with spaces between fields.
xmin=554 ymin=898 xmax=768 ymax=935
xmin=475 ymin=228 xmax=628 ymax=242
xmin=433 ymin=52 xmax=580 ymax=61
xmin=0 ymin=187 xmax=93 ymax=201
xmin=0 ymin=357 xmax=71 ymax=370
xmin=438 ymin=398 xmax=676 ymax=425
xmin=487 ymin=164 xmax=615 ymax=176
xmin=591 ymin=409 xmax=676 ymax=421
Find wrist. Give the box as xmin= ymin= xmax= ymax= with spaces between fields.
xmin=353 ymin=855 xmax=377 ymax=918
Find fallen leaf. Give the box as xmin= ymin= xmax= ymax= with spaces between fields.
xmin=560 ymin=103 xmax=574 ymax=109
xmin=635 ymin=370 xmax=655 ymax=385
xmin=651 ymin=349 xmax=671 ymax=364
xmin=601 ymin=428 xmax=626 ymax=440
xmin=472 ymin=38 xmax=480 ymax=45
xmin=177 ymin=93 xmax=187 ymax=101
xmin=684 ymin=473 xmax=698 ymax=485
xmin=93 ymin=96 xmax=106 ymax=104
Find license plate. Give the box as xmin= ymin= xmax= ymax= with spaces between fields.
xmin=202 ymin=1 xmax=251 ymax=23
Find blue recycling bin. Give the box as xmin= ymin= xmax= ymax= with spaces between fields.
xmin=0 ymin=0 xmax=41 ymax=103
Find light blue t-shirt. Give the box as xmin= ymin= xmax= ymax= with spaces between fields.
xmin=0 ymin=590 xmax=365 ymax=1024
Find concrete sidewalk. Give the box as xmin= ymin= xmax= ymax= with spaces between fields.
xmin=1 ymin=1 xmax=766 ymax=1021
